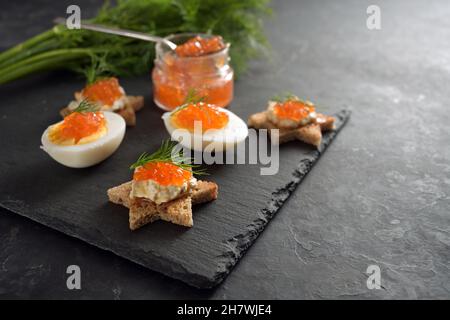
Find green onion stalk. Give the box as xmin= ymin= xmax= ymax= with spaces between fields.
xmin=0 ymin=0 xmax=271 ymax=85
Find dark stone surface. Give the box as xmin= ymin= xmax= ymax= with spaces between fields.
xmin=0 ymin=0 xmax=449 ymax=298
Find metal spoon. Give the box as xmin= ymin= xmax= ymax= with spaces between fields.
xmin=53 ymin=17 xmax=177 ymax=50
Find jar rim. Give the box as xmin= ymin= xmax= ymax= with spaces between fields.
xmin=156 ymin=32 xmax=231 ymax=61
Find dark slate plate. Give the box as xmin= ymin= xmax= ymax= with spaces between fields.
xmin=0 ymin=74 xmax=350 ymax=288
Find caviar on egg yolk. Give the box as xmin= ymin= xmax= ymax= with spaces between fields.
xmin=48 ymin=111 xmax=107 ymax=145
xmin=133 ymin=162 xmax=192 ymax=187
xmin=170 ymin=102 xmax=229 ymax=133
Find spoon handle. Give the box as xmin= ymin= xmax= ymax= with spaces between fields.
xmin=53 ymin=17 xmax=177 ymax=50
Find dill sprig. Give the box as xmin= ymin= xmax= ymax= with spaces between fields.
xmin=0 ymin=0 xmax=271 ymax=84
xmin=185 ymin=88 xmax=206 ymax=104
xmin=130 ymin=140 xmax=207 ymax=176
xmin=171 ymin=88 xmax=207 ymax=115
xmin=270 ymin=91 xmax=299 ymax=103
xmin=72 ymin=99 xmax=100 ymax=113
xmin=77 ymin=54 xmax=115 ymax=85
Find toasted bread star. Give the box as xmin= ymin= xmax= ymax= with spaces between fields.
xmin=107 ymin=180 xmax=218 ymax=230
xmin=248 ymin=111 xmax=335 ymax=147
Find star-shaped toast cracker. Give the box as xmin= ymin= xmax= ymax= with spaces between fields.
xmin=107 ymin=180 xmax=218 ymax=230
xmin=248 ymin=111 xmax=335 ymax=147
xmin=60 ymin=93 xmax=144 ymax=126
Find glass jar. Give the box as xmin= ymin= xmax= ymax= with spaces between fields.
xmin=152 ymin=33 xmax=234 ymax=111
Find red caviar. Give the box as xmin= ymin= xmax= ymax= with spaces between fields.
xmin=55 ymin=111 xmax=106 ymax=144
xmin=273 ymin=100 xmax=315 ymax=121
xmin=171 ymin=102 xmax=229 ymax=132
xmin=153 ymin=77 xmax=233 ymax=110
xmin=82 ymin=77 xmax=123 ymax=106
xmin=133 ymin=162 xmax=192 ymax=186
xmin=175 ymin=36 xmax=226 ymax=57
xmin=152 ymin=34 xmax=233 ymax=110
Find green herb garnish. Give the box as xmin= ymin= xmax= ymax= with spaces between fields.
xmin=171 ymin=88 xmax=207 ymax=115
xmin=130 ymin=139 xmax=207 ymax=175
xmin=184 ymin=88 xmax=206 ymax=104
xmin=72 ymin=99 xmax=100 ymax=113
xmin=77 ymin=54 xmax=114 ymax=85
xmin=270 ymin=91 xmax=298 ymax=103
xmin=0 ymin=0 xmax=271 ymax=85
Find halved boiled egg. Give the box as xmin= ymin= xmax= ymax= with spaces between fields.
xmin=41 ymin=107 xmax=125 ymax=168
xmin=162 ymin=102 xmax=248 ymax=151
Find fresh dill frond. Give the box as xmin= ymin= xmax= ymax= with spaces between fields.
xmin=270 ymin=91 xmax=298 ymax=103
xmin=184 ymin=88 xmax=207 ymax=104
xmin=79 ymin=53 xmax=115 ymax=85
xmin=0 ymin=0 xmax=271 ymax=84
xmin=73 ymin=99 xmax=100 ymax=113
xmin=170 ymin=89 xmax=208 ymax=115
xmin=130 ymin=140 xmax=175 ymax=169
xmin=130 ymin=139 xmax=207 ymax=176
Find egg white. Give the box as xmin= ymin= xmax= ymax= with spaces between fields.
xmin=162 ymin=107 xmax=248 ymax=152
xmin=41 ymin=112 xmax=126 ymax=168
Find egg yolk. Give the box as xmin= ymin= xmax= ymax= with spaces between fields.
xmin=133 ymin=162 xmax=192 ymax=186
xmin=81 ymin=77 xmax=123 ymax=106
xmin=170 ymin=102 xmax=229 ymax=132
xmin=175 ymin=36 xmax=226 ymax=57
xmin=273 ymin=100 xmax=315 ymax=121
xmin=49 ymin=111 xmax=106 ymax=144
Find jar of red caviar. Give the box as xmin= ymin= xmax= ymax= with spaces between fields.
xmin=152 ymin=33 xmax=234 ymax=111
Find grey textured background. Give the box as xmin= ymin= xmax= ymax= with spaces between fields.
xmin=0 ymin=0 xmax=449 ymax=299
